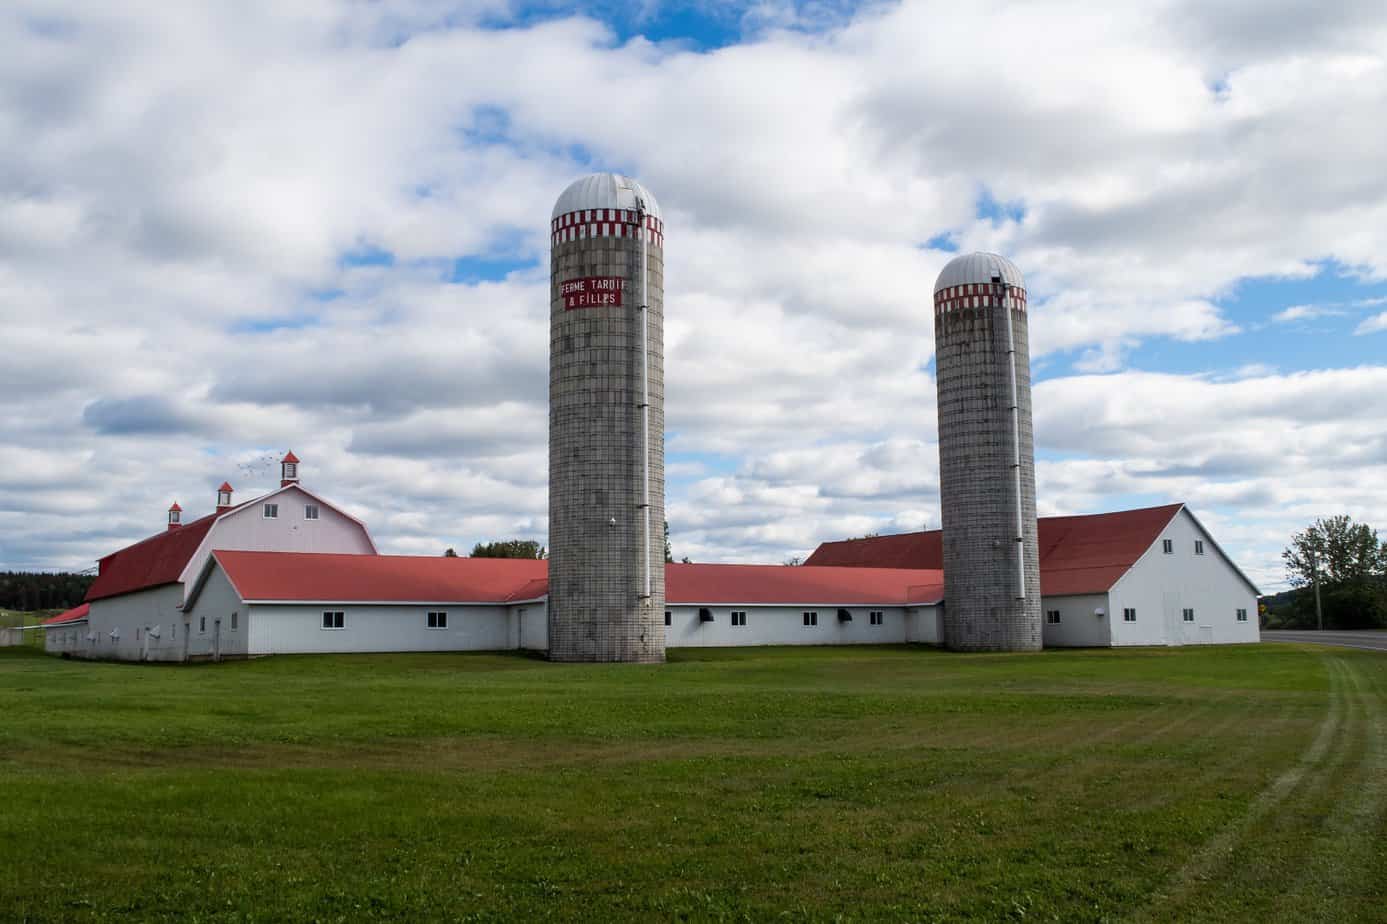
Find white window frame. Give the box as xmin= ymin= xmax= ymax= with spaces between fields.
xmin=731 ymin=610 xmax=747 ymax=627
xmin=1046 ymin=609 xmax=1061 ymax=625
xmin=1236 ymin=608 xmax=1248 ymax=622
xmin=1123 ymin=608 xmax=1136 ymax=622
xmin=322 ymin=610 xmax=345 ymax=630
xmin=1182 ymin=608 xmax=1195 ymax=622
xmin=426 ymin=611 xmax=448 ymax=630
xmin=199 ymin=616 xmax=206 ymax=633
xmin=283 ymin=462 xmax=297 ymax=480
xmin=1194 ymin=540 xmax=1205 ymax=555
xmin=263 ymin=503 xmax=279 ymax=519
xmin=802 ymin=611 xmax=818 ymax=627
xmin=664 ymin=610 xmax=671 ymax=626
xmin=1162 ymin=539 xmax=1173 ymax=554
xmin=869 ymin=610 xmax=884 ymax=626
xmin=231 ymin=611 xmax=238 ymax=631
xmin=304 ymin=504 xmax=320 ymax=521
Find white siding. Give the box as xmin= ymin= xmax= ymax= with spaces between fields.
xmin=183 ymin=563 xmax=250 ymax=660
xmin=665 ymin=604 xmax=922 ymax=647
xmin=85 ymin=585 xmax=187 ymax=662
xmin=246 ymin=603 xmax=509 ymax=655
xmin=514 ymin=603 xmax=548 ymax=650
xmin=1109 ymin=508 xmax=1259 ymax=647
xmin=177 ymin=486 xmax=375 ymax=594
xmin=1040 ymin=594 xmax=1112 ymax=647
xmin=906 ymin=606 xmax=943 ymax=644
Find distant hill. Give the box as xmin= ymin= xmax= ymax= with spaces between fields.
xmin=0 ymin=572 xmax=94 ymax=612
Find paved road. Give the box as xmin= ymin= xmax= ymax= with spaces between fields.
xmin=1263 ymin=629 xmax=1387 ymax=652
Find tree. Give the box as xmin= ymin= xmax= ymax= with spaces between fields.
xmin=1283 ymin=516 xmax=1387 ymax=629
xmin=784 ymin=555 xmax=804 ymax=567
xmin=443 ymin=548 xmax=458 ymax=558
xmin=663 ymin=521 xmax=673 ymax=564
xmin=470 ymin=539 xmax=546 ymax=559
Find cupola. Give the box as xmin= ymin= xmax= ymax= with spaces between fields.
xmin=280 ymin=451 xmax=300 ymax=487
xmin=216 ymin=482 xmax=234 ymax=512
xmin=167 ymin=502 xmax=182 ymax=531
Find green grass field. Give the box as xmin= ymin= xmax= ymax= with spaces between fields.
xmin=1 ymin=644 xmax=1383 ymax=922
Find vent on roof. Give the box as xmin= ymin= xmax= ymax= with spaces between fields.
xmin=281 ymin=451 xmax=300 ymax=487
xmin=216 ymin=482 xmax=234 ymax=512
xmin=837 ymin=608 xmax=853 ymax=623
xmin=698 ymin=607 xmax=714 ymax=623
xmin=167 ymin=502 xmax=182 ymax=532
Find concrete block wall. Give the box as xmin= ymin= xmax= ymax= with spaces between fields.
xmin=934 ymin=293 xmax=1042 ymax=651
xmin=548 ymin=221 xmax=666 ymax=662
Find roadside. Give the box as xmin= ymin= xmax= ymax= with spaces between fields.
xmin=1263 ymin=629 xmax=1387 ymax=653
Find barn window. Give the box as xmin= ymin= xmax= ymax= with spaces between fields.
xmin=1046 ymin=609 xmax=1061 ymax=625
xmin=1236 ymin=608 xmax=1248 ymax=622
xmin=199 ymin=617 xmax=206 ymax=633
xmin=1162 ymin=539 xmax=1173 ymax=554
xmin=698 ymin=608 xmax=714 ymax=623
xmin=304 ymin=504 xmax=320 ymax=520
xmin=1194 ymin=540 xmax=1205 ymax=555
xmin=802 ymin=611 xmax=818 ymax=627
xmin=731 ymin=611 xmax=747 ymax=627
xmin=231 ymin=611 xmax=238 ymax=630
xmin=427 ymin=611 xmax=448 ymax=629
xmin=664 ymin=610 xmax=671 ymax=626
xmin=322 ymin=611 xmax=345 ymax=630
xmin=171 ymin=623 xmax=176 ymax=640
xmin=1123 ymin=608 xmax=1136 ymax=622
xmin=1183 ymin=608 xmax=1195 ymax=622
xmin=263 ymin=503 xmax=279 ymax=519
xmin=870 ymin=611 xmax=884 ymax=626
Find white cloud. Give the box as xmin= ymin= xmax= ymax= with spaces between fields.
xmin=1272 ymin=304 xmax=1345 ymax=323
xmin=1355 ymin=312 xmax=1387 ymax=335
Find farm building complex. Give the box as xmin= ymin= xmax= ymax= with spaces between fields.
xmin=43 ymin=455 xmax=1259 ymax=660
xmin=42 ymin=174 xmax=1261 ymax=661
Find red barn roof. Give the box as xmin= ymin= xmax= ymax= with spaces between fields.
xmin=204 ymin=553 xmax=945 ymax=607
xmin=665 ymin=563 xmax=943 ymax=606
xmin=85 ymin=513 xmax=220 ymax=602
xmin=43 ymin=603 xmax=90 ymax=626
xmin=805 ymin=503 xmax=1187 ymax=596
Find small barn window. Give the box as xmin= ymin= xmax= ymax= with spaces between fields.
xmin=1123 ymin=608 xmax=1137 ymax=622
xmin=231 ymin=611 xmax=238 ymax=630
xmin=263 ymin=503 xmax=279 ymax=519
xmin=427 ymin=611 xmax=448 ymax=629
xmin=664 ymin=610 xmax=671 ymax=626
xmin=171 ymin=623 xmax=176 ymax=640
xmin=1046 ymin=609 xmax=1061 ymax=625
xmin=802 ymin=611 xmax=818 ymax=627
xmin=1162 ymin=539 xmax=1173 ymax=554
xmin=304 ymin=504 xmax=320 ymax=520
xmin=1236 ymin=608 xmax=1248 ymax=622
xmin=1194 ymin=540 xmax=1205 ymax=555
xmin=199 ymin=617 xmax=206 ymax=633
xmin=322 ymin=611 xmax=345 ymax=630
xmin=731 ymin=611 xmax=747 ymax=627
xmin=1182 ymin=608 xmax=1195 ymax=622
xmin=869 ymin=611 xmax=884 ymax=626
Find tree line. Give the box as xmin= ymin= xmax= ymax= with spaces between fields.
xmin=0 ymin=572 xmax=94 ymax=612
xmin=1267 ymin=515 xmax=1387 ymax=629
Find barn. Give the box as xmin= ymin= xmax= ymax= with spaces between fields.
xmin=806 ymin=503 xmax=1259 ymax=647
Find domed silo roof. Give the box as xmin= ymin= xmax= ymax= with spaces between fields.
xmin=552 ymin=173 xmax=661 ymax=221
xmin=933 ymin=252 xmax=1025 ymax=293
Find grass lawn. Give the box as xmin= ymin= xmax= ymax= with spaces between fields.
xmin=1 ymin=643 xmax=1383 ymax=922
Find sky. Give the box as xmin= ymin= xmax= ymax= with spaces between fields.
xmin=2 ymin=0 xmax=1385 ymax=592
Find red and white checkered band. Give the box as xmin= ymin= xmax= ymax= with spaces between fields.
xmin=550 ymin=209 xmax=665 ymax=248
xmin=932 ymin=283 xmax=1028 ymax=315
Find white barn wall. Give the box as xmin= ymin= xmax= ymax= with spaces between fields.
xmin=183 ymin=563 xmax=250 ymax=660
xmin=906 ymin=606 xmax=943 ymax=644
xmin=512 ymin=603 xmax=548 ymax=651
xmin=246 ymin=603 xmax=509 ymax=655
xmin=1040 ymin=594 xmax=1112 ymax=647
xmin=177 ymin=486 xmax=375 ymax=595
xmin=1109 ymin=508 xmax=1259 ymax=647
xmin=665 ymin=604 xmax=917 ymax=647
xmin=85 ymin=585 xmax=186 ymax=662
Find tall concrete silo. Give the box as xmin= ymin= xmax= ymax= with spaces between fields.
xmin=547 ymin=173 xmax=666 ymax=662
xmin=933 ymin=252 xmax=1041 ymax=651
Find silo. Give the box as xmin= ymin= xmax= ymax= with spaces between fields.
xmin=933 ymin=252 xmax=1042 ymax=651
xmin=547 ymin=173 xmax=666 ymax=662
